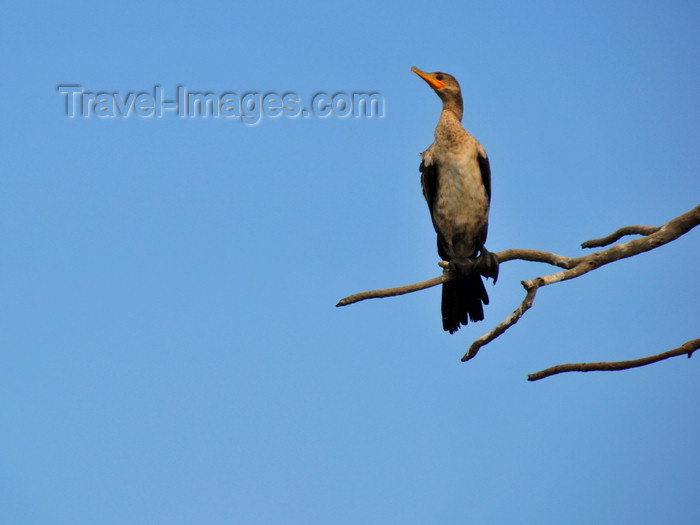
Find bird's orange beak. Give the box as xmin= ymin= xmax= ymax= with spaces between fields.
xmin=411 ymin=67 xmax=446 ymax=89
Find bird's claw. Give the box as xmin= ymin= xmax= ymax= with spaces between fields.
xmin=474 ymin=249 xmax=499 ymax=283
xmin=449 ymin=258 xmax=475 ymax=278
xmin=449 ymin=248 xmax=499 ymax=282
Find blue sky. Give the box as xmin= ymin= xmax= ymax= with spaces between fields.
xmin=2 ymin=1 xmax=699 ymax=523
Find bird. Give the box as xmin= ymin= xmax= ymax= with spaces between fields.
xmin=411 ymin=66 xmax=499 ymax=333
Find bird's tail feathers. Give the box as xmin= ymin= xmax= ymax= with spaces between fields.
xmin=441 ymin=273 xmax=489 ymax=334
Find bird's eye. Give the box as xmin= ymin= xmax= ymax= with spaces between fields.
xmin=436 ymin=75 xmax=444 ymax=80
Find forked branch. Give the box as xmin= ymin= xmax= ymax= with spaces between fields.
xmin=337 ymin=204 xmax=699 ymax=379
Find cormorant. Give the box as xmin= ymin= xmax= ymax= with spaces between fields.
xmin=412 ymin=67 xmax=499 ymax=333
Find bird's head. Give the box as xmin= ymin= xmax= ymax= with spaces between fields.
xmin=411 ymin=67 xmax=463 ymax=117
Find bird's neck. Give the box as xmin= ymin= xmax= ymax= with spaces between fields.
xmin=437 ymin=105 xmax=463 ymax=132
xmin=439 ymin=94 xmax=463 ymax=122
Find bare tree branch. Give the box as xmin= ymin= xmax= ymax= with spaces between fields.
xmin=335 ymin=249 xmax=572 ymax=308
xmin=461 ymin=287 xmax=537 ymax=362
xmin=527 ymin=339 xmax=700 ymax=381
xmin=581 ymin=225 xmax=660 ymax=248
xmin=495 ymin=248 xmax=574 ymax=267
xmin=337 ymin=204 xmax=700 ymax=377
xmin=336 ymin=265 xmax=454 ymax=307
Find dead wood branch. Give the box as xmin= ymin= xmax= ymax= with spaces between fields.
xmin=336 ymin=266 xmax=454 ymax=307
xmin=337 ymin=204 xmax=700 ymax=377
xmin=463 ymin=204 xmax=699 ymax=362
xmin=527 ymin=339 xmax=700 ymax=381
xmin=581 ymin=225 xmax=660 ymax=248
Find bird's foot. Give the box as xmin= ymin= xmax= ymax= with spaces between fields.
xmin=474 ymin=248 xmax=499 ymax=283
xmin=449 ymin=258 xmax=475 ymax=279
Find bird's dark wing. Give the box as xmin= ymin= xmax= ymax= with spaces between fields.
xmin=478 ymin=152 xmax=491 ymax=202
xmin=419 ymin=158 xmax=438 ymax=213
xmin=420 ymin=158 xmax=451 ymax=261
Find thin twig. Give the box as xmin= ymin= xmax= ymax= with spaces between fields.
xmin=581 ymin=225 xmax=660 ymax=248
xmin=336 ymin=267 xmax=454 ymax=307
xmin=461 ymin=287 xmax=537 ymax=362
xmin=527 ymin=339 xmax=700 ymax=381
